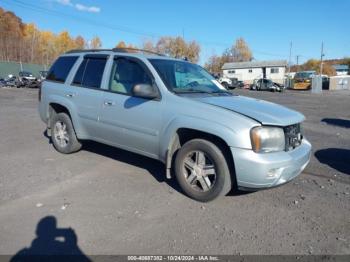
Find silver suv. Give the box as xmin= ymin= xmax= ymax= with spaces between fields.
xmin=39 ymin=48 xmax=311 ymax=202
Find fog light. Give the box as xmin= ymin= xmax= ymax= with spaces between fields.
xmin=267 ymin=168 xmax=283 ymax=178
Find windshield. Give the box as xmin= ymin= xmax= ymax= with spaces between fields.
xmin=295 ymin=72 xmax=314 ymax=79
xmin=149 ymin=59 xmax=225 ymax=94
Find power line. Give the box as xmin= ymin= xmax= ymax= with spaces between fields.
xmin=6 ymin=0 xmax=160 ymax=38
xmin=4 ymin=0 xmax=296 ymax=59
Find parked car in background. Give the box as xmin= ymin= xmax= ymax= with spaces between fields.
xmin=250 ymin=78 xmax=284 ymax=92
xmin=39 ymin=71 xmax=48 ymax=81
xmin=18 ymin=71 xmax=39 ymax=88
xmin=218 ymin=76 xmax=243 ymax=89
xmin=5 ymin=75 xmax=19 ymax=88
xmin=39 ymin=48 xmax=311 ymax=202
xmin=0 ymin=78 xmax=6 ymax=87
xmin=19 ymin=71 xmax=36 ymax=82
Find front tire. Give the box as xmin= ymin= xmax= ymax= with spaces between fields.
xmin=221 ymin=82 xmax=229 ymax=89
xmin=174 ymin=139 xmax=232 ymax=202
xmin=50 ymin=112 xmax=82 ymax=154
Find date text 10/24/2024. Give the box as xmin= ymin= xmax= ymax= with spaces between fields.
xmin=127 ymin=255 xmax=219 ymax=261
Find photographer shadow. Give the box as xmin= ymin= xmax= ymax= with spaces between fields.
xmin=11 ymin=216 xmax=90 ymax=262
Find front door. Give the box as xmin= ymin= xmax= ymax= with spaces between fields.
xmin=99 ymin=56 xmax=162 ymax=158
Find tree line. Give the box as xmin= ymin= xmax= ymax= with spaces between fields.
xmin=0 ymin=7 xmax=102 ymax=67
xmin=0 ymin=7 xmax=252 ymax=67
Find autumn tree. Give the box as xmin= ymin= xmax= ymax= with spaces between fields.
xmin=0 ymin=7 xmax=95 ymax=66
xmin=142 ymin=39 xmax=156 ymax=52
xmin=0 ymin=7 xmax=24 ymax=61
xmin=204 ymin=38 xmax=253 ymax=73
xmin=231 ymin=37 xmax=253 ymax=62
xmin=204 ymin=55 xmax=224 ymax=74
xmin=89 ymin=36 xmax=102 ymax=49
xmin=143 ymin=37 xmax=200 ymax=63
xmin=301 ymin=59 xmax=336 ymax=76
xmin=115 ymin=41 xmax=138 ymax=52
xmin=23 ymin=23 xmax=40 ymax=63
xmin=74 ymin=36 xmax=85 ymax=49
xmin=115 ymin=41 xmax=127 ymax=48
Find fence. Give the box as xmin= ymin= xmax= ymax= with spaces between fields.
xmin=0 ymin=61 xmax=46 ymax=78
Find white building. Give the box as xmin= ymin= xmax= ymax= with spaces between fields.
xmin=333 ymin=64 xmax=349 ymax=76
xmin=222 ymin=60 xmax=287 ymax=84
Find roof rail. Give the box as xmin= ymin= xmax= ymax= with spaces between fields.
xmin=65 ymin=49 xmax=112 ymax=54
xmin=112 ymin=47 xmax=165 ymax=56
xmin=65 ymin=48 xmax=165 ymax=56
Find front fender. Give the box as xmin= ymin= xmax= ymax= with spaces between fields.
xmin=159 ymin=115 xmax=252 ymax=163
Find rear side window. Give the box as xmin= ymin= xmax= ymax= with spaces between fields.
xmin=47 ymin=56 xmax=78 ymax=83
xmin=73 ymin=57 xmax=107 ymax=88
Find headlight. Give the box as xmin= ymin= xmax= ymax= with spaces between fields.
xmin=250 ymin=126 xmax=285 ymax=153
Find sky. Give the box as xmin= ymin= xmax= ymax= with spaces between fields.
xmin=2 ymin=0 xmax=349 ymax=65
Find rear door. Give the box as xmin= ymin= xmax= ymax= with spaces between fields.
xmin=68 ymin=54 xmax=108 ymax=139
xmin=98 ymin=56 xmax=162 ymax=158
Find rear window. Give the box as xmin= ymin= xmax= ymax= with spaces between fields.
xmin=73 ymin=57 xmax=107 ymax=89
xmin=47 ymin=56 xmax=78 ymax=83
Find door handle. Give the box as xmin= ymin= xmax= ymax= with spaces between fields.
xmin=65 ymin=93 xmax=76 ymax=98
xmin=104 ymin=100 xmax=115 ymax=106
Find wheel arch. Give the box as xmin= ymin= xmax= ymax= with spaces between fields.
xmin=164 ymin=127 xmax=237 ymax=188
xmin=46 ymin=96 xmax=84 ymax=138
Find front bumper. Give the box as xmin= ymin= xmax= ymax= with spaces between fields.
xmin=230 ymin=139 xmax=311 ymax=189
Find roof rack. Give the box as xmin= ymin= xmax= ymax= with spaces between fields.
xmin=65 ymin=48 xmax=165 ymax=56
xmin=65 ymin=49 xmax=112 ymax=54
xmin=112 ymin=47 xmax=165 ymax=56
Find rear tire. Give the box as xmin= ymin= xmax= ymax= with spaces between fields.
xmin=174 ymin=139 xmax=232 ymax=202
xmin=50 ymin=112 xmax=82 ymax=154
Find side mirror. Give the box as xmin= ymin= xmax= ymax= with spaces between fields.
xmin=132 ymin=84 xmax=159 ymax=99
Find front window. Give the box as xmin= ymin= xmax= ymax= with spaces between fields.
xmin=149 ymin=59 xmax=225 ymax=94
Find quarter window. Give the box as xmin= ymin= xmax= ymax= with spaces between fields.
xmin=47 ymin=56 xmax=78 ymax=83
xmin=109 ymin=58 xmax=152 ymax=95
xmin=73 ymin=57 xmax=107 ymax=88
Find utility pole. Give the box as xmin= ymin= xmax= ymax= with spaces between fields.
xmin=296 ymin=55 xmax=300 ymax=72
xmin=288 ymin=41 xmax=292 ymax=74
xmin=182 ymin=28 xmax=185 ymax=40
xmin=320 ymin=42 xmax=324 ymax=76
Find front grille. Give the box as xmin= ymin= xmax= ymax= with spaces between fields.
xmin=284 ymin=123 xmax=303 ymax=151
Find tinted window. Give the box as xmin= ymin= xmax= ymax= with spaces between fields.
xmin=109 ymin=58 xmax=152 ymax=95
xmin=73 ymin=58 xmax=107 ymax=88
xmin=72 ymin=59 xmax=88 ymax=86
xmin=47 ymin=56 xmax=78 ymax=82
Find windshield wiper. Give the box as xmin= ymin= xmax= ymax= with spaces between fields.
xmin=173 ymin=89 xmax=211 ymax=94
xmin=209 ymin=90 xmax=232 ymax=94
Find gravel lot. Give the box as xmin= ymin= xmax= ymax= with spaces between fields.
xmin=0 ymin=88 xmax=349 ymax=256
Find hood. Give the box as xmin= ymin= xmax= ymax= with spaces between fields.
xmin=192 ymin=95 xmax=305 ymax=126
